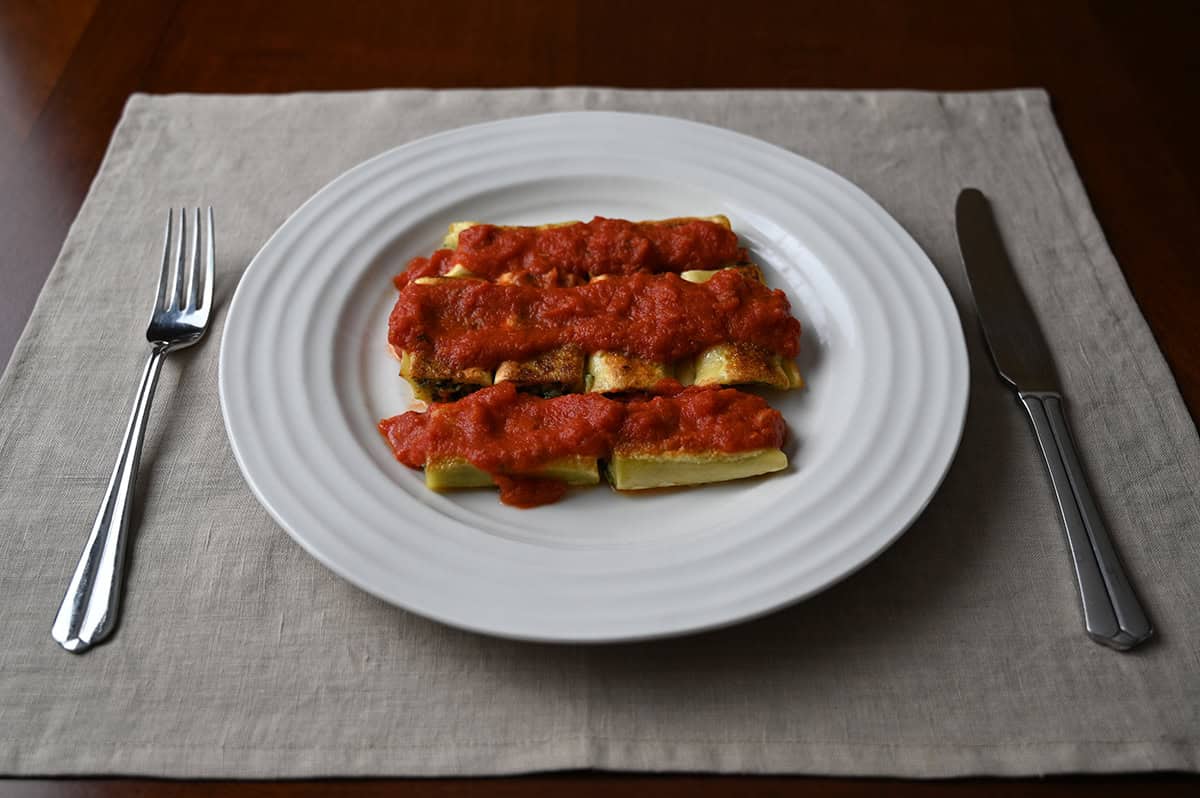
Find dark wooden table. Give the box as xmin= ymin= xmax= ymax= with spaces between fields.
xmin=2 ymin=1 xmax=1197 ymax=795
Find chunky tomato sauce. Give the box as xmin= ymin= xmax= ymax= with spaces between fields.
xmin=378 ymin=382 xmax=785 ymax=507
xmin=617 ymin=385 xmax=786 ymax=455
xmin=383 ymin=384 xmax=622 ymax=472
xmin=388 ymin=270 xmax=800 ymax=370
xmin=489 ymin=475 xmax=570 ymax=509
xmin=396 ymin=217 xmax=747 ymax=287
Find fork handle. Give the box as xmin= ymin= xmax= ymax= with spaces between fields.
xmin=1019 ymin=392 xmax=1152 ymax=650
xmin=52 ymin=348 xmax=167 ymax=652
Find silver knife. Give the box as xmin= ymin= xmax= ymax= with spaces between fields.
xmin=955 ymin=188 xmax=1152 ymax=650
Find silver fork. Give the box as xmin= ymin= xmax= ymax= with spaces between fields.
xmin=52 ymin=208 xmax=215 ymax=653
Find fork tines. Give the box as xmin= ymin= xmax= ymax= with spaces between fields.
xmin=155 ymin=207 xmax=215 ymax=316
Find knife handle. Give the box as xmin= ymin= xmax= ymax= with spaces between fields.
xmin=1019 ymin=392 xmax=1153 ymax=650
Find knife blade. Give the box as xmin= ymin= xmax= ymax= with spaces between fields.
xmin=955 ymin=188 xmax=1152 ymax=651
xmin=955 ymin=188 xmax=1060 ymax=393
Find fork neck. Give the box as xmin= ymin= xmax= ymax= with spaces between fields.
xmin=149 ymin=340 xmax=182 ymax=356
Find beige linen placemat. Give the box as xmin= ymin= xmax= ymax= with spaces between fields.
xmin=1 ymin=89 xmax=1197 ymax=778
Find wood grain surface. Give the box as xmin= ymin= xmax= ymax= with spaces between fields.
xmin=1 ymin=0 xmax=1197 ymax=794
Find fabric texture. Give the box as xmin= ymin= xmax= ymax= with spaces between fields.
xmin=1 ymin=89 xmax=1197 ymax=778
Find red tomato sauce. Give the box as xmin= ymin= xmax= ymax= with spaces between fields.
xmin=396 ymin=217 xmax=747 ymax=287
xmin=388 ymin=270 xmax=800 ymax=370
xmin=489 ymin=475 xmax=571 ymax=509
xmin=617 ymin=385 xmax=787 ymax=455
xmin=378 ymin=382 xmax=785 ymax=507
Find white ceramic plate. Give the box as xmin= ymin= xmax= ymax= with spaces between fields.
xmin=219 ymin=112 xmax=968 ymax=642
